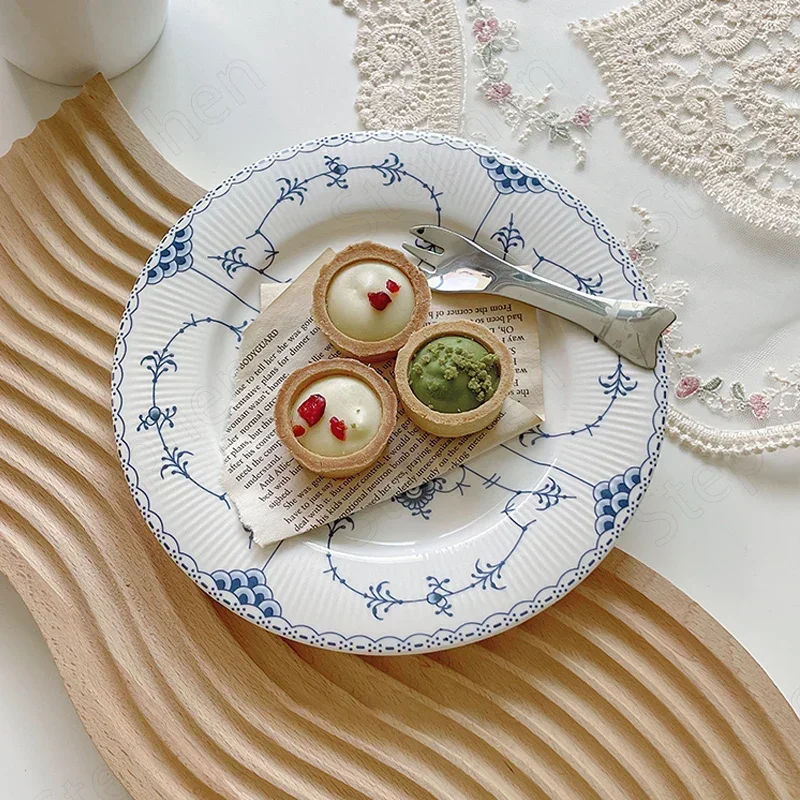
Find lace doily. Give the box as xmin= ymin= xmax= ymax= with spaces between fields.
xmin=334 ymin=0 xmax=465 ymax=132
xmin=572 ymin=0 xmax=800 ymax=236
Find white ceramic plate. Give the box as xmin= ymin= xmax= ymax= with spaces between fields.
xmin=113 ymin=131 xmax=667 ymax=654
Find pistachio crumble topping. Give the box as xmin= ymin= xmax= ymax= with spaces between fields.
xmin=408 ymin=336 xmax=501 ymax=414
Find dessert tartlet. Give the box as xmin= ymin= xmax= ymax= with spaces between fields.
xmin=313 ymin=242 xmax=431 ymax=362
xmin=275 ymin=358 xmax=397 ymax=477
xmin=395 ymin=320 xmax=513 ymax=437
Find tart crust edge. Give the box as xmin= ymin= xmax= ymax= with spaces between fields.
xmin=275 ymin=358 xmax=398 ymax=478
xmin=395 ymin=320 xmax=514 ymax=437
xmin=312 ymin=241 xmax=431 ymax=362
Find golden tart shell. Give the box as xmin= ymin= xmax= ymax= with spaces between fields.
xmin=313 ymin=241 xmax=431 ymax=362
xmin=275 ymin=358 xmax=397 ymax=478
xmin=395 ymin=320 xmax=513 ymax=438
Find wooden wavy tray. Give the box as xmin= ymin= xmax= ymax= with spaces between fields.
xmin=1 ymin=76 xmax=798 ymax=799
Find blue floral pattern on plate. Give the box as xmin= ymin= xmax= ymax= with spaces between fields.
xmin=112 ymin=131 xmax=668 ymax=655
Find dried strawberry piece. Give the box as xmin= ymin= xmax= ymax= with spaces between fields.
xmin=297 ymin=394 xmax=326 ymax=427
xmin=386 ymin=279 xmax=401 ymax=293
xmin=330 ymin=417 xmax=347 ymax=441
xmin=368 ymin=291 xmax=392 ymax=311
xmin=292 ymin=424 xmax=305 ymax=437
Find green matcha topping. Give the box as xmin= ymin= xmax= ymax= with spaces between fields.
xmin=408 ymin=336 xmax=500 ymax=414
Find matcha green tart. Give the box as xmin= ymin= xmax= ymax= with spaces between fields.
xmin=395 ymin=320 xmax=513 ymax=437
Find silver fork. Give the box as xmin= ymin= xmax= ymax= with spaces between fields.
xmin=402 ymin=225 xmax=675 ymax=370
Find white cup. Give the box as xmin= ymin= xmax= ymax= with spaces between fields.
xmin=0 ymin=0 xmax=168 ymax=86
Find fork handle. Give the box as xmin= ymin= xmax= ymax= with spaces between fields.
xmin=488 ymin=264 xmax=675 ymax=370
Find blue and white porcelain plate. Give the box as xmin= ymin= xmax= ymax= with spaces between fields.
xmin=112 ymin=131 xmax=667 ymax=654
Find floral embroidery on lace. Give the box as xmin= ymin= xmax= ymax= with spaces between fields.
xmin=573 ymin=0 xmax=800 ymax=235
xmin=672 ymin=369 xmax=800 ymax=421
xmin=627 ymin=206 xmax=800 ymax=454
xmin=333 ymin=0 xmax=465 ymax=133
xmin=466 ymin=0 xmax=612 ymax=166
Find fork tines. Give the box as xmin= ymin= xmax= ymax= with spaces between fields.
xmin=401 ymin=242 xmax=443 ymax=272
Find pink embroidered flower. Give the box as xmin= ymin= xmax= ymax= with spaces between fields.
xmin=572 ymin=106 xmax=593 ymax=128
xmin=675 ymin=376 xmax=700 ymax=399
xmin=484 ymin=82 xmax=512 ymax=102
xmin=748 ymin=392 xmax=769 ymax=420
xmin=627 ymin=247 xmax=641 ymax=262
xmin=473 ymin=17 xmax=499 ymax=43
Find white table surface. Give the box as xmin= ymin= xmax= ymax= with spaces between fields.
xmin=2 ymin=1 xmax=799 ymax=796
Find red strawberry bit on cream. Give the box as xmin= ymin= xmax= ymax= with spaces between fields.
xmin=386 ymin=279 xmax=400 ymax=293
xmin=367 ymin=291 xmax=392 ymax=311
xmin=297 ymin=393 xmax=326 ymax=426
xmin=329 ymin=416 xmax=347 ymax=441
xmin=292 ymin=424 xmax=305 ymax=437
